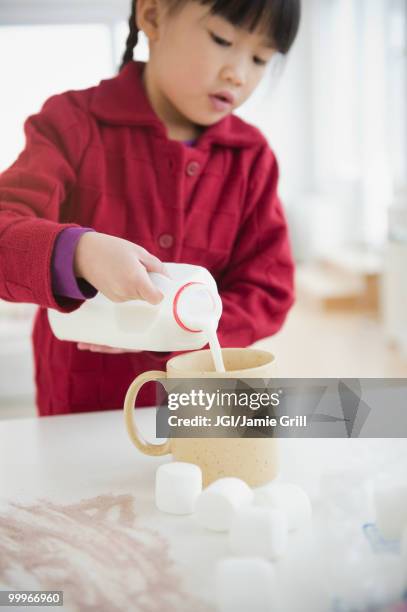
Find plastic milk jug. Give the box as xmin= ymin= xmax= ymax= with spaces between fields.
xmin=48 ymin=263 xmax=223 ymax=353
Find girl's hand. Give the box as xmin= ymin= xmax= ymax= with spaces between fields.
xmin=74 ymin=232 xmax=168 ymax=303
xmin=77 ymin=342 xmax=142 ymax=354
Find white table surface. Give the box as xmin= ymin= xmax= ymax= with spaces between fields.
xmin=0 ymin=409 xmax=406 ymax=612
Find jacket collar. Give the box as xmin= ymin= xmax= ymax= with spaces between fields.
xmin=89 ymin=61 xmax=259 ymax=150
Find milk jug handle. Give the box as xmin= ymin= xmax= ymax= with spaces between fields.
xmin=123 ymin=371 xmax=171 ymax=456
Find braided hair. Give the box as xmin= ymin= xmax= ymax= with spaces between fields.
xmin=120 ymin=1 xmax=139 ymax=71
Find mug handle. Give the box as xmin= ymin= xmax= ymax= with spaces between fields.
xmin=124 ymin=370 xmax=171 ymax=456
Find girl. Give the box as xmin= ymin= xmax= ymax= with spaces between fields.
xmin=0 ymin=0 xmax=300 ymax=416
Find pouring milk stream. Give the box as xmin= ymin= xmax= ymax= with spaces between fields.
xmin=48 ymin=263 xmax=226 ymax=372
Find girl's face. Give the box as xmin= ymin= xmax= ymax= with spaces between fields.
xmin=140 ymin=1 xmax=276 ymax=138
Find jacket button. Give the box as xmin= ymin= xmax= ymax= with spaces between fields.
xmin=159 ymin=233 xmax=174 ymax=249
xmin=186 ymin=161 xmax=200 ymax=177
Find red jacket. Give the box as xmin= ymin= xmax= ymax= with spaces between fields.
xmin=0 ymin=61 xmax=295 ymax=416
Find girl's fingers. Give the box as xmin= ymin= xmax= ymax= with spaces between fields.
xmin=131 ymin=262 xmax=164 ymax=305
xmin=77 ymin=343 xmax=124 ymax=353
xmin=77 ymin=343 xmax=141 ymax=354
xmin=138 ymin=250 xmax=171 ymax=277
xmin=91 ymin=345 xmax=125 ymax=353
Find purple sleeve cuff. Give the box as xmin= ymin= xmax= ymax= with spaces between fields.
xmin=52 ymin=227 xmax=98 ymax=300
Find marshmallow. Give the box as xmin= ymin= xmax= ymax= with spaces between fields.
xmin=254 ymin=482 xmax=312 ymax=531
xmin=194 ymin=477 xmax=254 ymax=532
xmin=215 ymin=557 xmax=276 ymax=612
xmin=319 ymin=467 xmax=369 ymax=515
xmin=229 ymin=506 xmax=288 ymax=560
xmin=155 ymin=462 xmax=202 ymax=515
xmin=373 ymin=482 xmax=407 ymax=540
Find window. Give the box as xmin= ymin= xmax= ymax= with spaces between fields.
xmin=0 ymin=1 xmax=148 ymax=171
xmin=388 ymin=0 xmax=407 ymax=189
xmin=308 ymin=0 xmax=406 ymax=246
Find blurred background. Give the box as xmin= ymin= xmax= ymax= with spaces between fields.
xmin=0 ymin=0 xmax=406 ymax=418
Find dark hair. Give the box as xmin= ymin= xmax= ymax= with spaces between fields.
xmin=120 ymin=0 xmax=301 ymax=71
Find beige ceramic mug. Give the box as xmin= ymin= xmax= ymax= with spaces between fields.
xmin=123 ymin=348 xmax=278 ymax=487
